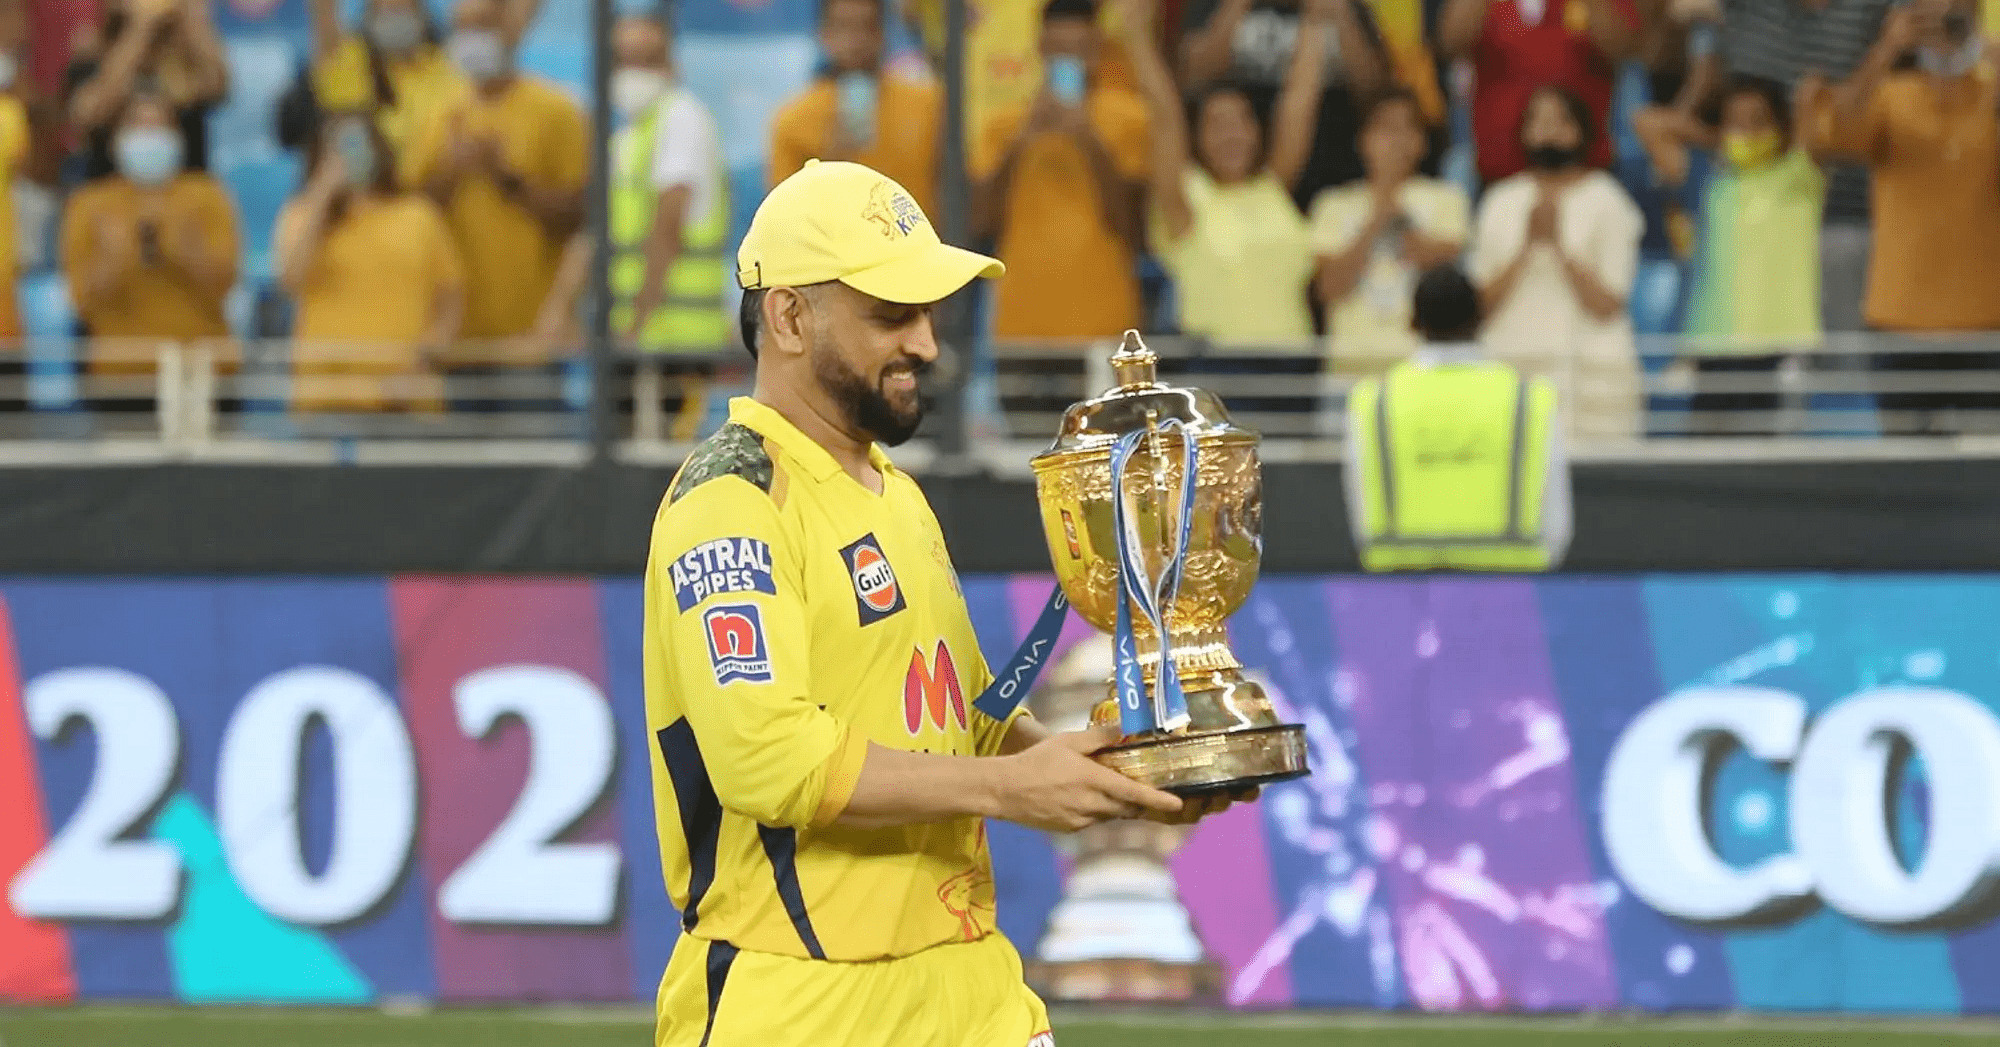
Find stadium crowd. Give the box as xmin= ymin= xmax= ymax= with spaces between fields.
xmin=0 ymin=0 xmax=1992 ymax=433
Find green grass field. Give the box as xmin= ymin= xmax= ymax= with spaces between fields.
xmin=5 ymin=1008 xmax=2000 ymax=1047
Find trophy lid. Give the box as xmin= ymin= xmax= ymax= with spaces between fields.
xmin=1034 ymin=331 xmax=1250 ymax=462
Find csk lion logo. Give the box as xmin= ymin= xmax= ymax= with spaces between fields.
xmin=862 ymin=182 xmax=927 ymax=239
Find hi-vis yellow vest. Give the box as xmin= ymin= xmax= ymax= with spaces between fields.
xmin=1349 ymin=359 xmax=1559 ymax=572
xmin=610 ymin=92 xmax=729 ymax=353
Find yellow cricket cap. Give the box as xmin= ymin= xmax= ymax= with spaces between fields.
xmin=736 ymin=159 xmax=1003 ymax=305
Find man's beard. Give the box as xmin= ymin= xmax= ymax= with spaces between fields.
xmin=814 ymin=344 xmax=927 ymax=447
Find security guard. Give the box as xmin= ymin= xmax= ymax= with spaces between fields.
xmin=609 ymin=11 xmax=728 ymax=350
xmin=607 ymin=10 xmax=730 ymax=435
xmin=1344 ymin=264 xmax=1572 ymax=571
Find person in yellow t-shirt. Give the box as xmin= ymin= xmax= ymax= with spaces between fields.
xmin=307 ymin=0 xmax=463 ymax=167
xmin=307 ymin=0 xmax=546 ymax=176
xmin=277 ymin=113 xmax=466 ymax=414
xmin=1120 ymin=0 xmax=1318 ymax=349
xmin=973 ymin=0 xmax=1150 ymax=342
xmin=1311 ymin=89 xmax=1469 ymax=373
xmin=406 ymin=0 xmax=587 ymax=367
xmin=906 ymin=0 xmax=1137 ymax=155
xmin=768 ymin=0 xmax=941 ymax=217
xmin=61 ymin=92 xmax=237 ymax=373
xmin=0 ymin=87 xmax=29 ymax=341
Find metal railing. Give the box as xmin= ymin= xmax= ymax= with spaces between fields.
xmin=7 ymin=333 xmax=2000 ymax=468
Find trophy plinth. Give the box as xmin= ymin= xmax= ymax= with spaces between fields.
xmin=1030 ymin=331 xmax=1308 ymax=796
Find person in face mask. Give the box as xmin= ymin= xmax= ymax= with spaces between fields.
xmin=1654 ymin=76 xmax=1829 ymax=436
xmin=66 ymin=0 xmax=230 ymax=182
xmin=1797 ymin=0 xmax=2000 ymax=434
xmin=769 ymin=0 xmax=943 ymax=217
xmin=602 ymin=15 xmax=729 ymax=353
xmin=408 ymin=0 xmax=587 ymax=378
xmin=60 ymin=92 xmax=237 ymax=355
xmin=277 ymin=113 xmax=468 ymax=415
xmin=529 ymin=11 xmax=729 ymax=433
xmin=1468 ymin=83 xmax=1644 ymax=440
xmin=307 ymin=0 xmax=472 ymax=170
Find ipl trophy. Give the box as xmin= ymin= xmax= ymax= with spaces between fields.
xmin=1030 ymin=330 xmax=1310 ymax=794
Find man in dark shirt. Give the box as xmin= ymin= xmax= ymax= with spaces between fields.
xmin=1179 ymin=0 xmax=1390 ymax=208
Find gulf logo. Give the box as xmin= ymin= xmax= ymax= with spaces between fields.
xmin=839 ymin=533 xmax=907 ymax=626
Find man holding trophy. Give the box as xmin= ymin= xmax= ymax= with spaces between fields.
xmin=643 ymin=158 xmax=1302 ymax=1047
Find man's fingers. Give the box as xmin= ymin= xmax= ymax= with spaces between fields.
xmin=1099 ymin=770 xmax=1183 ymax=815
xmin=1059 ymin=723 xmax=1124 ymax=755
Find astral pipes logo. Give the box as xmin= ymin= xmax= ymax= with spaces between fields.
xmin=1601 ymin=686 xmax=2000 ymax=928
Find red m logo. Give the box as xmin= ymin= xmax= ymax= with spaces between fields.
xmin=904 ymin=642 xmax=968 ymax=735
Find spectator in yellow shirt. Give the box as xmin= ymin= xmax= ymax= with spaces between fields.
xmin=61 ymin=92 xmax=237 ymax=372
xmin=768 ymin=0 xmax=941 ymax=216
xmin=277 ymin=113 xmax=466 ymax=413
xmin=406 ymin=0 xmax=588 ymax=367
xmin=306 ymin=0 xmax=545 ymax=176
xmin=973 ymin=0 xmax=1150 ymax=342
xmin=0 ymin=79 xmax=28 ymax=341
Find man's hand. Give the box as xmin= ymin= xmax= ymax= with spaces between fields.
xmin=1024 ymin=91 xmax=1088 ymax=137
xmin=1795 ymin=71 xmax=1833 ymax=113
xmin=442 ymin=113 xmax=486 ymax=182
xmin=1876 ymin=3 xmax=1923 ymax=56
xmin=1142 ymin=785 xmax=1261 ymax=826
xmin=1113 ymin=0 xmax=1157 ymax=41
xmin=1303 ymin=0 xmax=1345 ymax=24
xmin=1527 ymin=190 xmax=1560 ymax=243
xmin=993 ymin=724 xmax=1183 ymax=832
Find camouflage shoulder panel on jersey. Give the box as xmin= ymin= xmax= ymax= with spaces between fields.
xmin=669 ymin=422 xmax=774 ymax=503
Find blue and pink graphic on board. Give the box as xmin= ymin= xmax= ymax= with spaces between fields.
xmin=3 ymin=574 xmax=2000 ymax=1012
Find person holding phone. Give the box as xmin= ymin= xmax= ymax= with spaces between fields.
xmin=1799 ymin=0 xmax=2000 ymax=434
xmin=1176 ymin=0 xmax=1391 ymax=209
xmin=973 ymin=0 xmax=1150 ymax=341
xmin=769 ymin=0 xmax=942 ymax=217
xmin=64 ymin=0 xmax=230 ymax=181
xmin=1118 ymin=0 xmax=1321 ymax=348
xmin=61 ymin=91 xmax=237 ymax=367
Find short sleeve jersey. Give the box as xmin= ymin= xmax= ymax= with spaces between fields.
xmin=404 ymin=74 xmax=589 ymax=344
xmin=644 ymin=397 xmax=1020 ymax=963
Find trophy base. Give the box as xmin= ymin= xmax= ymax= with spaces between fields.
xmin=1024 ymin=957 xmax=1224 ymax=1004
xmin=1094 ymin=723 xmax=1310 ymax=796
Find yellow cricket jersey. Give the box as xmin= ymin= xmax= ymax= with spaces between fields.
xmin=644 ymin=397 xmax=1021 ymax=963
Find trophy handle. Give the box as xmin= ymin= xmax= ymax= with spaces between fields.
xmin=1109 ymin=416 xmax=1200 ymax=734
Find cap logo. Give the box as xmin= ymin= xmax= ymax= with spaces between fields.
xmin=863 ymin=182 xmax=927 ymax=239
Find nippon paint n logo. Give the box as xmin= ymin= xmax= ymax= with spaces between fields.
xmin=905 ymin=641 xmax=968 ymax=735
xmin=703 ymin=604 xmax=772 ymax=685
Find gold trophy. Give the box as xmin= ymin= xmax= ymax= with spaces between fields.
xmin=1030 ymin=330 xmax=1309 ymax=794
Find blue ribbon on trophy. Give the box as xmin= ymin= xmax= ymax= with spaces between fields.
xmin=1109 ymin=419 xmax=1199 ymax=735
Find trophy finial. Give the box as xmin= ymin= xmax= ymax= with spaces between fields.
xmin=1110 ymin=329 xmax=1157 ymax=388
